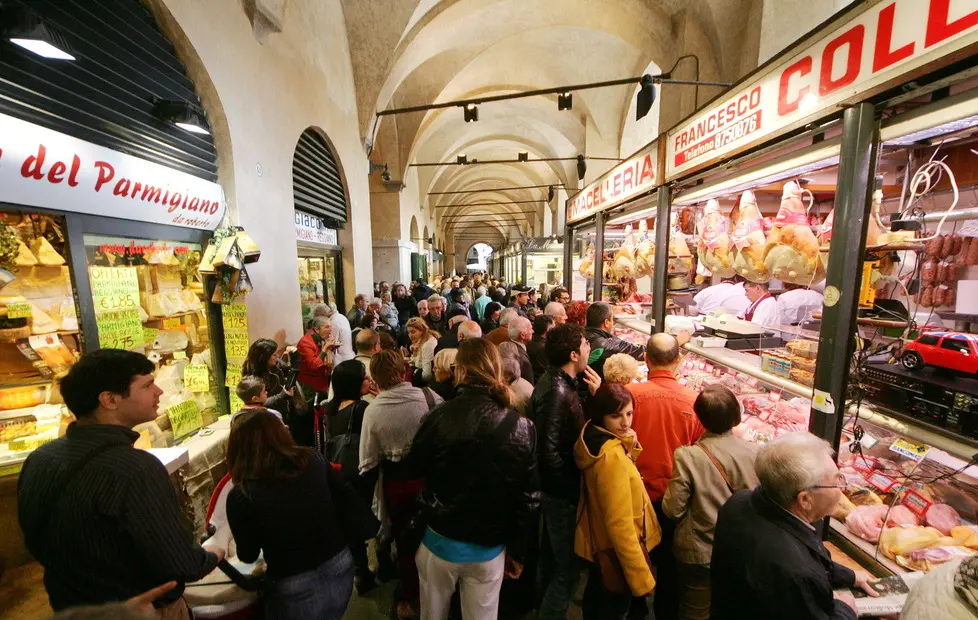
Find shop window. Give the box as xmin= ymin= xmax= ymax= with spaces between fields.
xmin=82 ymin=234 xmax=221 ymax=432
xmin=0 ymin=209 xmax=80 ymax=473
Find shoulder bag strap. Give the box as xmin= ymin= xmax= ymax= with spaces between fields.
xmin=696 ymin=442 xmax=734 ymax=493
xmin=421 ymin=386 xmax=435 ymax=410
xmin=32 ymin=442 xmax=128 ymax=542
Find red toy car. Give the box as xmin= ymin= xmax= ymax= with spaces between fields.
xmin=901 ymin=331 xmax=978 ymax=374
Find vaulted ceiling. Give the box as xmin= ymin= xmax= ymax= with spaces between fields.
xmin=343 ymin=0 xmax=763 ymax=254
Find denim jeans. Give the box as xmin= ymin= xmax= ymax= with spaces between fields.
xmin=264 ymin=548 xmax=354 ymax=620
xmin=537 ymin=493 xmax=580 ymax=620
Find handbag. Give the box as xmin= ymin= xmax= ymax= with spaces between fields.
xmin=580 ymin=468 xmax=654 ymax=594
xmin=325 ymin=400 xmax=367 ymax=482
xmin=696 ymin=442 xmax=735 ymax=493
xmin=324 ymin=452 xmax=380 ymax=544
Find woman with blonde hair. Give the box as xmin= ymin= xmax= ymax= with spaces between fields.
xmin=602 ymin=353 xmax=641 ymax=385
xmin=406 ymin=317 xmax=438 ymax=386
xmin=429 ymin=348 xmax=458 ymax=401
xmin=405 ymin=339 xmax=539 ymax=620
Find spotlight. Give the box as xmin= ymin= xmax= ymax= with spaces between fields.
xmin=576 ymin=155 xmax=587 ymax=181
xmin=3 ymin=6 xmax=75 ymax=60
xmin=463 ymin=103 xmax=479 ymax=123
xmin=153 ymin=99 xmax=210 ymax=135
xmin=548 ymin=185 xmax=555 ymax=202
xmin=557 ymin=92 xmax=573 ymax=111
xmin=457 ymin=154 xmax=468 ymax=165
xmin=518 ymin=151 xmax=529 ymax=162
xmin=382 ymin=165 xmax=392 ymax=182
xmin=636 ymin=74 xmax=657 ymax=121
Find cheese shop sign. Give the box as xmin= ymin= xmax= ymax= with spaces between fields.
xmin=0 ymin=113 xmax=225 ymax=230
xmin=666 ymin=0 xmax=978 ymax=179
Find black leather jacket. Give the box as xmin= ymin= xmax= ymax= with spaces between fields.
xmin=524 ymin=368 xmax=584 ymax=504
xmin=404 ymin=385 xmax=540 ymax=561
xmin=585 ymin=326 xmax=646 ymax=376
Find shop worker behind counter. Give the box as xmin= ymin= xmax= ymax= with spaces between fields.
xmin=18 ymin=349 xmax=222 ymax=615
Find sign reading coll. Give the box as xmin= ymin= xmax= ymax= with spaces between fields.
xmin=295 ymin=211 xmax=338 ymax=245
xmin=666 ymin=0 xmax=978 ymax=179
xmin=0 ymin=113 xmax=225 ymax=230
xmin=567 ymin=142 xmax=657 ymax=224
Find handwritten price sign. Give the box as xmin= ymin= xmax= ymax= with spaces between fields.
xmin=166 ymin=399 xmax=203 ymax=440
xmin=7 ymin=302 xmax=32 ymax=319
xmin=96 ymin=308 xmax=143 ymax=350
xmin=225 ymin=362 xmax=243 ymax=388
xmin=229 ymin=392 xmax=244 ymax=414
xmin=184 ymin=364 xmax=210 ymax=392
xmin=162 ymin=317 xmax=182 ymax=330
xmin=89 ymin=267 xmax=140 ymax=311
xmin=224 ymin=331 xmax=249 ymax=359
xmin=143 ymin=327 xmax=159 ymax=344
xmin=222 ymin=303 xmax=248 ymax=331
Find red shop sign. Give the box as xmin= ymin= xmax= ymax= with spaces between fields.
xmin=566 ymin=141 xmax=657 ymax=224
xmin=665 ymin=0 xmax=978 ymax=179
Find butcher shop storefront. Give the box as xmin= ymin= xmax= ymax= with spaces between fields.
xmin=567 ymin=0 xmax=978 ymax=586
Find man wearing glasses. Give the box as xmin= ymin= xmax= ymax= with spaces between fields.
xmin=710 ymin=433 xmax=879 ymax=620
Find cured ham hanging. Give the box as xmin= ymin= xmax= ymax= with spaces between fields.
xmin=763 ymin=181 xmax=825 ymax=285
xmin=730 ymin=190 xmax=770 ymax=283
xmin=698 ymin=198 xmax=735 ymax=278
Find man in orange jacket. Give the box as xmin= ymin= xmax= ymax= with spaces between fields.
xmin=627 ymin=333 xmax=704 ymax=620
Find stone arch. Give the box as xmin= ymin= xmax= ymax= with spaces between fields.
xmin=410 ymin=216 xmax=421 ymax=246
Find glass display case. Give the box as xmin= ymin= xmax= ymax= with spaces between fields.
xmin=298 ymin=254 xmax=340 ymax=323
xmin=0 ymin=208 xmax=79 ymax=475
xmin=571 ymin=225 xmax=597 ymax=301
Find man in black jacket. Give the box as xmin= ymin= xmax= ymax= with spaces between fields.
xmin=711 ymin=433 xmax=878 ymax=620
xmin=404 ymin=339 xmax=539 ymax=620
xmin=585 ymin=301 xmax=645 ymax=376
xmin=525 ymin=323 xmax=601 ymax=620
xmin=526 ymin=315 xmax=554 ymax=381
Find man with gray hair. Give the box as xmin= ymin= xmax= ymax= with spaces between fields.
xmin=543 ymin=301 xmax=567 ymax=326
xmin=505 ymin=315 xmax=535 ymax=384
xmin=473 ymin=285 xmax=491 ymax=320
xmin=711 ymin=433 xmax=878 ymax=619
xmin=485 ymin=306 xmax=519 ymax=346
xmin=424 ymin=293 xmax=447 ymax=334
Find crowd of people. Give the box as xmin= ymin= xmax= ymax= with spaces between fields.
xmin=30 ymin=272 xmax=969 ymax=620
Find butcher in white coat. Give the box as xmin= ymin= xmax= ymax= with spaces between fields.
xmin=739 ymin=281 xmax=779 ymax=328
xmin=776 ymin=285 xmax=824 ymax=325
xmin=692 ymin=276 xmax=751 ymax=316
xmin=311 ymin=303 xmax=355 ymax=364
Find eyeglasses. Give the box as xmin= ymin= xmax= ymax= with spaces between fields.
xmin=809 ymin=472 xmax=847 ymax=490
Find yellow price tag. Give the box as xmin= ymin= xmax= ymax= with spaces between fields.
xmin=172 ymin=350 xmax=187 ymax=360
xmin=162 ymin=317 xmax=182 ymax=330
xmin=7 ymin=302 xmax=32 ymax=319
xmin=222 ymin=303 xmax=248 ymax=332
xmin=229 ymin=392 xmax=245 ymax=414
xmin=96 ymin=308 xmax=143 ymax=350
xmin=89 ymin=267 xmax=140 ymax=311
xmin=225 ymin=362 xmax=243 ymax=388
xmin=184 ymin=364 xmax=210 ymax=392
xmin=224 ymin=331 xmax=249 ymax=359
xmin=167 ymin=399 xmax=203 ymax=440
xmin=890 ymin=438 xmax=931 ymax=462
xmin=143 ymin=327 xmax=159 ymax=345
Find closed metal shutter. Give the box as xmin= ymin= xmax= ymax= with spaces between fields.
xmin=293 ymin=128 xmax=348 ymax=229
xmin=0 ymin=0 xmax=217 ymax=181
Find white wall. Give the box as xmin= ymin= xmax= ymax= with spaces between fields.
xmin=758 ymin=0 xmax=856 ymax=64
xmin=157 ymin=0 xmax=372 ymax=344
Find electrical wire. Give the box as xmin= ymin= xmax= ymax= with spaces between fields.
xmin=910 ymin=153 xmax=960 ymax=242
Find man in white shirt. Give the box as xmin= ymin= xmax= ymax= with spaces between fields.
xmin=776 ymin=284 xmax=825 ymax=325
xmin=739 ymin=281 xmax=779 ymax=328
xmin=692 ymin=277 xmax=751 ymax=316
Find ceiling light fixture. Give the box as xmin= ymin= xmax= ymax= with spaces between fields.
xmin=636 ymin=74 xmax=657 ymax=121
xmin=548 ymin=185 xmax=556 ymax=202
xmin=2 ymin=5 xmax=75 ymax=60
xmin=153 ymin=99 xmax=210 ymax=135
xmin=410 ymin=155 xmax=620 ymax=168
xmin=558 ymin=92 xmax=573 ymax=111
xmin=517 ymin=151 xmax=529 ymax=162
xmin=576 ymin=155 xmax=587 ymax=181
xmin=463 ymin=103 xmax=479 ymax=123
xmin=457 ymin=154 xmax=468 ymax=165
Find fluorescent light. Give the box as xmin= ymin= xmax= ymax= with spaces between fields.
xmin=882 ymin=89 xmax=978 ymax=145
xmin=175 ymin=122 xmax=210 ymax=135
xmin=9 ymin=38 xmax=74 ymax=60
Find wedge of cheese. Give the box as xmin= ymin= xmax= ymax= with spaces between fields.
xmin=30 ymin=304 xmax=58 ymax=334
xmin=30 ymin=237 xmax=65 ymax=266
xmin=15 ymin=242 xmax=37 ymax=267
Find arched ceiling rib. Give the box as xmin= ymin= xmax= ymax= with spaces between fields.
xmin=345 ymin=0 xmax=762 ymax=252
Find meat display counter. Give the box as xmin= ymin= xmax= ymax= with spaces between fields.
xmin=614 ymin=314 xmax=978 ymax=578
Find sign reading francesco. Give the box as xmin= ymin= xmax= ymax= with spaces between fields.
xmin=665 ymin=0 xmax=978 ymax=179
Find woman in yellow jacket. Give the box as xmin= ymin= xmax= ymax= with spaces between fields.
xmin=575 ymin=383 xmax=662 ymax=619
